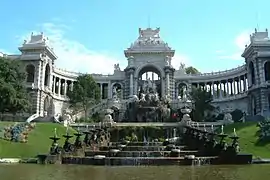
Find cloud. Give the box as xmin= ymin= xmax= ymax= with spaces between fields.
xmin=217 ymin=30 xmax=251 ymax=61
xmin=19 ymin=22 xmax=191 ymax=74
xmin=20 ymin=22 xmax=123 ymax=74
xmin=235 ymin=31 xmax=251 ymax=50
xmin=171 ymin=53 xmax=191 ymax=69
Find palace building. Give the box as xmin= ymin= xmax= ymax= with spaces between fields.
xmin=2 ymin=28 xmax=270 ymax=121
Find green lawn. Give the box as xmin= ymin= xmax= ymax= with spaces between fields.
xmin=221 ymin=122 xmax=270 ymax=158
xmin=1 ymin=121 xmax=269 ymax=159
xmin=0 ymin=122 xmax=76 ymax=158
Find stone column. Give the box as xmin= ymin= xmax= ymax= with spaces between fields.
xmin=58 ymin=79 xmax=61 ymax=96
xmin=166 ymin=72 xmax=170 ymax=95
xmin=108 ymin=81 xmax=111 ymax=99
xmin=100 ymin=83 xmax=103 ymax=99
xmin=226 ymin=80 xmax=229 ymax=97
xmin=130 ymin=73 xmax=134 ymax=96
xmin=71 ymin=81 xmax=74 ymax=91
xmin=211 ymin=82 xmax=214 ymax=98
xmin=49 ymin=73 xmax=53 ymax=90
xmin=53 ymin=77 xmax=56 ymax=94
xmin=219 ymin=82 xmax=222 ymax=99
xmin=233 ymin=80 xmax=236 ymax=95
xmin=239 ymin=77 xmax=242 ymax=93
xmin=64 ymin=80 xmax=67 ymax=95
xmin=176 ymin=83 xmax=179 ymax=98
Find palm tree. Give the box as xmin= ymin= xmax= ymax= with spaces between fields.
xmin=189 ymin=87 xmax=215 ymax=121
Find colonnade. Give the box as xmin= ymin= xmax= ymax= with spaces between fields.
xmin=176 ymin=74 xmax=248 ymax=100
xmin=50 ymin=76 xmax=120 ymax=100
xmin=51 ymin=76 xmax=74 ymax=96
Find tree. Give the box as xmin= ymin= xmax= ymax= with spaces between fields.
xmin=0 ymin=56 xmax=30 ymax=117
xmin=179 ymin=63 xmax=200 ymax=75
xmin=67 ymin=74 xmax=100 ymax=119
xmin=189 ymin=87 xmax=215 ymax=121
xmin=185 ymin=66 xmax=200 ymax=75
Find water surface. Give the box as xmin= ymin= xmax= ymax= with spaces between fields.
xmin=0 ymin=164 xmax=270 ymax=180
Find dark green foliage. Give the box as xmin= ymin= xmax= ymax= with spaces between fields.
xmin=67 ymin=74 xmax=100 ymax=118
xmin=91 ymin=112 xmax=102 ymax=122
xmin=189 ymin=87 xmax=214 ymax=121
xmin=185 ymin=66 xmax=200 ymax=74
xmin=257 ymin=119 xmax=270 ymax=141
xmin=216 ymin=113 xmax=225 ymax=120
xmin=231 ymin=109 xmax=243 ymax=122
xmin=110 ymin=126 xmax=165 ymax=142
xmin=0 ymin=57 xmax=30 ymax=116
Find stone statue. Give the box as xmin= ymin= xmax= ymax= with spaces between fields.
xmin=223 ymin=112 xmax=233 ymax=124
xmin=165 ymin=56 xmax=171 ymax=66
xmin=182 ymin=87 xmax=188 ymax=101
xmin=103 ymin=109 xmax=115 ymax=124
xmin=140 ymin=92 xmax=146 ymax=102
xmin=62 ymin=109 xmax=75 ymax=126
xmin=112 ymin=87 xmax=118 ymax=99
xmin=114 ymin=63 xmax=120 ymax=71
xmin=142 ymin=81 xmax=149 ymax=93
xmin=222 ymin=107 xmax=234 ymax=124
xmin=179 ymin=63 xmax=185 ymax=70
xmin=154 ymin=92 xmax=159 ymax=102
xmin=139 ymin=28 xmax=143 ymax=37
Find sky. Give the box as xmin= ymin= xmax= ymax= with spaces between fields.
xmin=0 ymin=0 xmax=269 ymax=74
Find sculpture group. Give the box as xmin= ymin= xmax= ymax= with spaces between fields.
xmin=125 ymin=78 xmax=171 ymax=122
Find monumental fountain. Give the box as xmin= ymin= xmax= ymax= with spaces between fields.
xmin=38 ymin=101 xmax=252 ymax=166
xmin=36 ymin=77 xmax=253 ymax=165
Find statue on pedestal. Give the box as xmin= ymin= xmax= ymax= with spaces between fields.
xmin=112 ymin=87 xmax=119 ymax=100
xmin=165 ymin=56 xmax=171 ymax=66
xmin=222 ymin=106 xmax=234 ymax=124
xmin=62 ymin=109 xmax=75 ymax=126
xmin=114 ymin=63 xmax=120 ymax=71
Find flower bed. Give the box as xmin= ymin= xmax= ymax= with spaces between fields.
xmin=0 ymin=122 xmax=36 ymax=143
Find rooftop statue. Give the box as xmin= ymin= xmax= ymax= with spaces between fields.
xmin=114 ymin=63 xmax=120 ymax=71
xmin=165 ymin=56 xmax=171 ymax=66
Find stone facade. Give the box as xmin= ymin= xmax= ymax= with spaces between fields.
xmin=3 ymin=28 xmax=270 ymax=119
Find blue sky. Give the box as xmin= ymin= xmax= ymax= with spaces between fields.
xmin=0 ymin=0 xmax=269 ymax=74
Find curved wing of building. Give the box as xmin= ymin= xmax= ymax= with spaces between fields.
xmin=3 ymin=28 xmax=270 ymax=119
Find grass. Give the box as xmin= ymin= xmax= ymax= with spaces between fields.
xmin=1 ymin=121 xmax=269 ymax=159
xmin=221 ymin=122 xmax=270 ymax=158
xmin=0 ymin=122 xmax=76 ymax=158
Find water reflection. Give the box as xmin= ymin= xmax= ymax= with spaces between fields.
xmin=0 ymin=164 xmax=270 ymax=180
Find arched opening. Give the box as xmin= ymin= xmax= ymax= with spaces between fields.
xmin=177 ymin=83 xmax=187 ymax=99
xmin=112 ymin=83 xmax=122 ymax=99
xmin=137 ymin=65 xmax=162 ymax=98
xmin=44 ymin=64 xmax=50 ymax=86
xmin=264 ymin=61 xmax=270 ymax=81
xmin=249 ymin=62 xmax=255 ymax=85
xmin=25 ymin=64 xmax=35 ymax=83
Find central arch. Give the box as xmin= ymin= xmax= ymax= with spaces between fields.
xmin=135 ymin=64 xmax=164 ymax=97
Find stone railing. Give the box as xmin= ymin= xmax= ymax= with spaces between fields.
xmin=53 ymin=67 xmax=82 ymax=77
xmin=188 ymin=64 xmax=246 ymax=77
xmin=212 ymin=92 xmax=247 ymax=102
xmin=53 ymin=67 xmax=114 ymax=78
